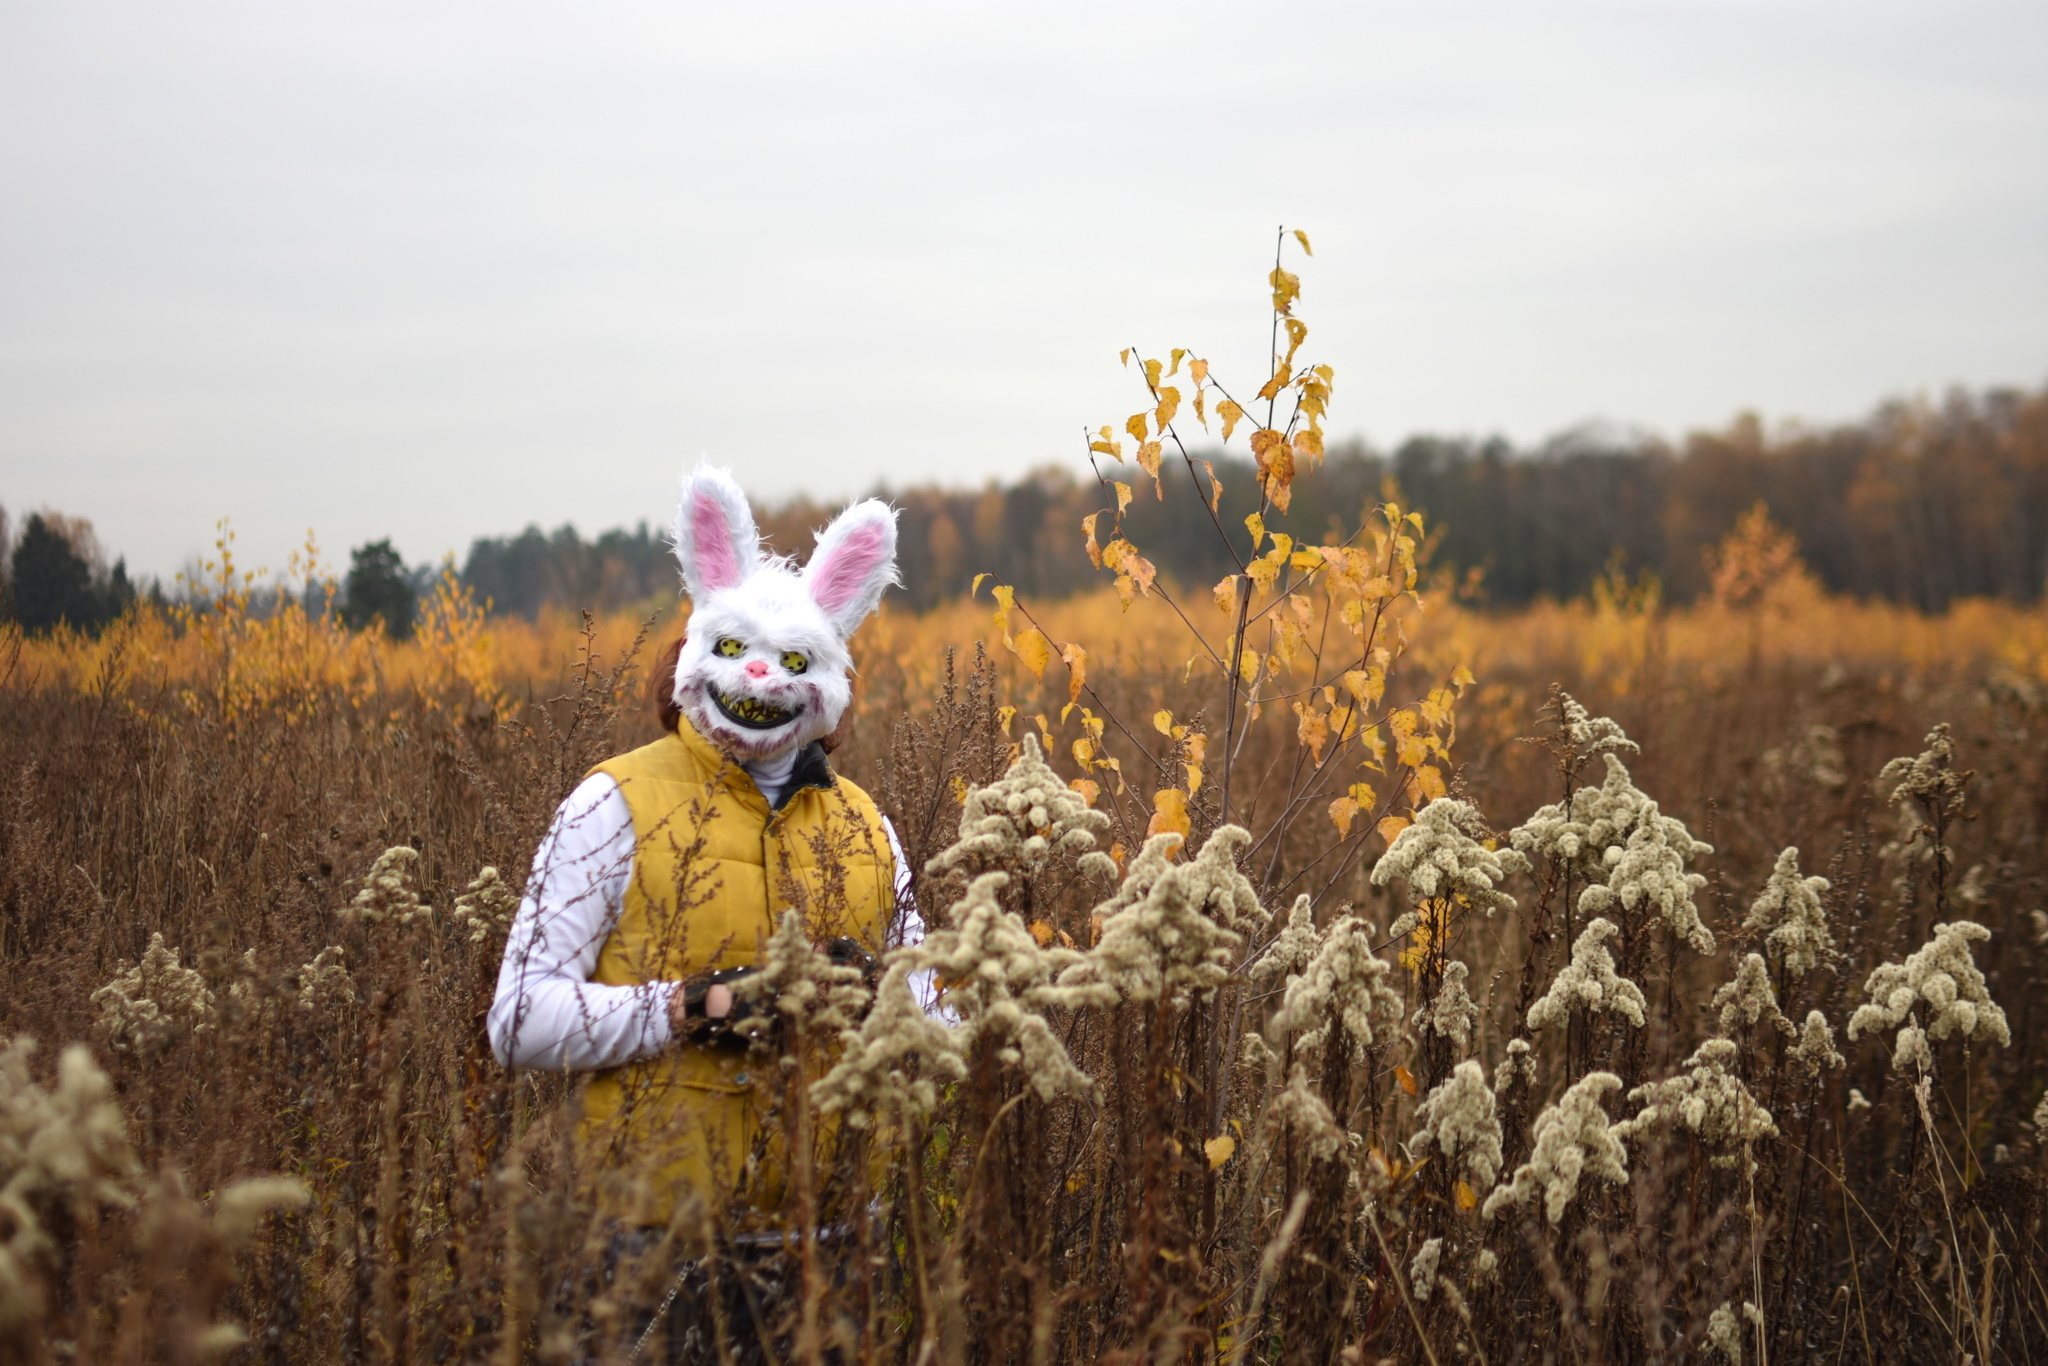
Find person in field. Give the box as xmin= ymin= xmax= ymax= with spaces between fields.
xmin=486 ymin=465 xmax=916 ymax=1361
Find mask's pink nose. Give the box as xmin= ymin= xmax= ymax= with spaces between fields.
xmin=744 ymin=660 xmax=771 ymax=678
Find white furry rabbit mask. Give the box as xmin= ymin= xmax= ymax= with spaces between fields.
xmin=668 ymin=466 xmax=899 ymax=762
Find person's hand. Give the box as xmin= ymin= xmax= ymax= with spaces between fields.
xmin=669 ymin=970 xmax=749 ymax=1040
xmin=702 ymin=983 xmax=733 ymax=1020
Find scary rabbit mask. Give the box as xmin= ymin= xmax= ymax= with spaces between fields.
xmin=669 ymin=466 xmax=900 ymax=762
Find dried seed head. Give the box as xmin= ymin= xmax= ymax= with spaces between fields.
xmin=1483 ymin=1071 xmax=1629 ymax=1225
xmin=347 ymin=846 xmax=432 ymax=928
xmin=1251 ymin=894 xmax=1321 ymax=985
xmin=452 ymin=866 xmax=520 ymax=944
xmin=90 ymin=934 xmax=218 ymax=1058
xmin=734 ymin=910 xmax=870 ymax=1036
xmin=1268 ymin=1064 xmax=1345 ymax=1162
xmin=1265 ymin=916 xmax=1405 ymax=1063
xmin=1743 ymin=847 xmax=1834 ymax=977
xmin=925 ymin=733 xmax=1116 ymax=888
xmin=812 ymin=960 xmax=967 ymax=1127
xmin=1409 ymin=1237 xmax=1444 ymax=1302
xmin=1411 ymin=1058 xmax=1504 ymax=1193
xmin=1791 ymin=1011 xmax=1845 ymax=1076
xmin=1062 ymin=827 xmax=1255 ymax=1006
xmin=1712 ymin=953 xmax=1793 ymax=1037
xmin=1612 ymin=1038 xmax=1778 ymax=1173
xmin=1371 ymin=798 xmax=1529 ymax=915
xmin=1415 ymin=960 xmax=1480 ymax=1057
xmin=293 ymin=946 xmax=355 ymax=1015
xmin=1527 ymin=918 xmax=1647 ymax=1033
xmin=1846 ymin=920 xmax=2009 ymax=1074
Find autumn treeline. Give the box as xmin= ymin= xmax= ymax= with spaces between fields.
xmin=457 ymin=381 xmax=2048 ymax=616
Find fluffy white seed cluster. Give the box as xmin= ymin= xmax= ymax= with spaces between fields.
xmin=1712 ymin=954 xmax=1793 ymax=1037
xmin=1791 ymin=1010 xmax=1845 ymax=1075
xmin=1512 ymin=751 xmax=1715 ymax=955
xmin=1495 ymin=1037 xmax=1538 ymax=1099
xmin=1250 ymin=894 xmax=1322 ymax=986
xmin=1268 ymin=1065 xmax=1345 ymax=1162
xmin=1611 ymin=1039 xmax=1778 ymax=1172
xmin=451 ymin=866 xmax=520 ymax=944
xmin=1411 ymin=1059 xmax=1504 ymax=1193
xmin=901 ymin=872 xmax=1092 ymax=1101
xmin=1409 ymin=1237 xmax=1444 ymax=1302
xmin=734 ymin=910 xmax=871 ymax=1039
xmin=1415 ymin=960 xmax=1480 ymax=1058
xmin=925 ymin=733 xmax=1117 ymax=887
xmin=1846 ymin=921 xmax=2009 ymax=1074
xmin=1264 ymin=916 xmax=1406 ymax=1064
xmin=1706 ymin=1302 xmax=1762 ymax=1361
xmin=1062 ymin=828 xmax=1253 ymax=1007
xmin=90 ymin=933 xmax=218 ymax=1058
xmin=1 ymin=1037 xmax=140 ymax=1328
xmin=347 ymin=846 xmax=432 ymax=927
xmin=1743 ymin=847 xmax=1833 ymax=977
xmin=1483 ymin=1072 xmax=1629 ymax=1225
xmin=812 ymin=960 xmax=967 ymax=1127
xmin=1370 ymin=798 xmax=1530 ymax=917
xmin=1555 ymin=691 xmax=1639 ymax=764
xmin=293 ymin=946 xmax=355 ymax=1015
xmin=1880 ymin=724 xmax=1969 ymax=828
xmin=1527 ymin=919 xmax=1646 ymax=1032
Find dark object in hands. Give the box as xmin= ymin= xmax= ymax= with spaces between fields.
xmin=676 ymin=966 xmax=765 ymax=1047
xmin=825 ymin=937 xmax=880 ymax=989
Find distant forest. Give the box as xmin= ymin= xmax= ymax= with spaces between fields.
xmin=458 ymin=382 xmax=2048 ymax=616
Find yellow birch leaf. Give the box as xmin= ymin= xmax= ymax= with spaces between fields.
xmin=1455 ymin=1180 xmax=1478 ymax=1211
xmin=1114 ymin=482 xmax=1133 ymax=515
xmin=1203 ymin=459 xmax=1223 ymax=511
xmin=1245 ymin=511 xmax=1266 ymax=548
xmin=1349 ymin=781 xmax=1377 ymax=808
xmin=1089 ymin=439 xmax=1123 ymax=461
xmin=1185 ymin=761 xmax=1203 ymax=797
xmin=1186 ymin=733 xmax=1208 ymax=765
xmin=1144 ymin=357 xmax=1163 ymax=389
xmin=1028 ymin=919 xmax=1055 ymax=947
xmin=1292 ymin=228 xmax=1313 ymax=256
xmin=1282 ymin=318 xmax=1308 ymax=366
xmin=1218 ymin=399 xmax=1244 ymax=442
xmin=1147 ymin=787 xmax=1191 ymax=843
xmin=1123 ymin=551 xmax=1157 ymax=598
xmin=1294 ymin=702 xmax=1329 ymax=763
xmin=1415 ymin=765 xmax=1447 ymax=801
xmin=1292 ymin=428 xmax=1323 ymax=463
xmin=1377 ymin=814 xmax=1410 ymax=844
xmin=1080 ymin=512 xmax=1103 ymax=569
xmin=1115 ymin=575 xmax=1137 ymax=609
xmin=1060 ymin=642 xmax=1088 ymax=705
xmin=1126 ymin=413 xmax=1149 ymax=443
xmin=1119 ymin=348 xmax=1131 ymax=366
xmin=1190 ymin=358 xmax=1209 ymax=385
xmin=1193 ymin=391 xmax=1207 ymax=429
xmin=1153 ymin=709 xmax=1175 ymax=736
xmin=1397 ymin=734 xmax=1430 ymax=769
xmin=1014 ymin=628 xmax=1052 ymax=679
xmin=1169 ymin=348 xmax=1186 ymax=375
xmin=1329 ymin=795 xmax=1359 ymax=838
xmin=1154 ymin=386 xmax=1179 ymax=431
xmin=1451 ymin=664 xmax=1476 ymax=692
xmin=1070 ymin=777 xmax=1100 ymax=807
xmin=991 ymin=584 xmax=1015 ymax=642
xmin=1213 ymin=574 xmax=1238 ymax=617
xmin=1137 ymin=441 xmax=1163 ymax=486
xmin=1072 ymin=736 xmax=1095 ymax=767
xmin=1394 ymin=1065 xmax=1418 ymax=1096
xmin=1237 ymin=647 xmax=1262 ymax=684
xmin=1203 ymin=1134 xmax=1236 ymax=1169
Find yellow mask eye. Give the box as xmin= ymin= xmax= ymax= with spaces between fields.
xmin=715 ymin=638 xmax=746 ymax=658
xmin=780 ymin=651 xmax=808 ymax=674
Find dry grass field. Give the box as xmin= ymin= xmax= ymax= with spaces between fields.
xmin=6 ymin=247 xmax=2048 ymax=1363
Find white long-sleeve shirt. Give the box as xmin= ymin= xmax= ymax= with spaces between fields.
xmin=486 ymin=764 xmax=921 ymax=1071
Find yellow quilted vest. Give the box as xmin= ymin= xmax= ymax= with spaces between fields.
xmin=575 ymin=716 xmax=896 ymax=1225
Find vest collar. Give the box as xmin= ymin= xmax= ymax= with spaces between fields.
xmin=672 ymin=714 xmax=836 ymax=812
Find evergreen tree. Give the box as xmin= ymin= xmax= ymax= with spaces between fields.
xmin=341 ymin=539 xmax=417 ymax=639
xmin=9 ymin=513 xmax=103 ymax=634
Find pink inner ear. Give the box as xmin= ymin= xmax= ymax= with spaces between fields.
xmin=691 ymin=494 xmax=745 ymax=592
xmin=810 ymin=522 xmax=889 ymax=616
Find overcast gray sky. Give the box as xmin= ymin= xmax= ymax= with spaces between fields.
xmin=2 ymin=1 xmax=2044 ymax=581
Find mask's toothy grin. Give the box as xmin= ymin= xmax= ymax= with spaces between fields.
xmin=713 ymin=690 xmax=801 ymax=730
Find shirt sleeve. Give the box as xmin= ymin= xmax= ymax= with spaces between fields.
xmin=487 ymin=773 xmax=680 ymax=1070
xmin=881 ymin=814 xmax=946 ymax=1017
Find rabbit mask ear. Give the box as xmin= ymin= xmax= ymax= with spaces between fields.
xmin=803 ymin=499 xmax=900 ymax=636
xmin=670 ymin=466 xmax=762 ymax=599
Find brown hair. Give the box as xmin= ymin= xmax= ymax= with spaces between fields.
xmin=652 ymin=634 xmax=852 ymax=755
